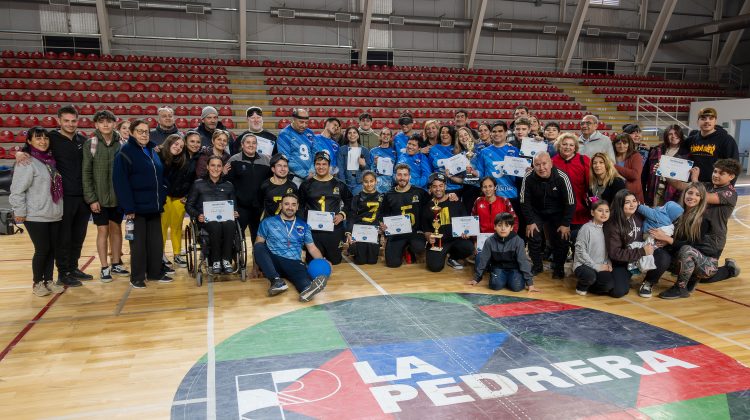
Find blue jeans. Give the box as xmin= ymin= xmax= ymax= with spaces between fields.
xmin=490 ymin=267 xmax=525 ymax=292
xmin=253 ymin=242 xmax=311 ymax=292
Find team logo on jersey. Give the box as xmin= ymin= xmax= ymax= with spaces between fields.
xmin=412 ymin=195 xmax=419 ymax=203
xmin=333 ymin=187 xmax=340 ymax=195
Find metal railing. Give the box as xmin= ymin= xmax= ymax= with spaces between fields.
xmin=634 ymin=95 xmax=739 ymax=133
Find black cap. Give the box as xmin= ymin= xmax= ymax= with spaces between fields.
xmin=428 ymin=172 xmax=447 ymax=185
xmin=622 ymin=123 xmax=640 ymax=134
xmin=269 ymin=153 xmax=288 ymax=166
xmin=314 ymin=150 xmax=331 ymax=162
xmin=359 ymin=112 xmax=372 ymax=121
xmin=399 ymin=116 xmax=414 ymax=126
xmin=246 ymin=106 xmax=263 ymax=117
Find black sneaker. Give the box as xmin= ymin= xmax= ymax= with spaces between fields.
xmin=162 ymin=263 xmax=176 ymax=275
xmin=210 ymin=261 xmax=221 ymax=274
xmin=659 ymin=285 xmax=690 ymax=299
xmin=148 ymin=274 xmax=173 ymax=283
xmin=299 ymin=275 xmax=328 ymax=302
xmin=575 ymin=288 xmax=588 ymax=296
xmin=268 ymin=278 xmax=289 ymax=296
xmin=70 ymin=268 xmax=93 ymax=280
xmin=727 ymin=258 xmax=740 ymax=278
xmin=111 ymin=263 xmax=130 ymax=277
xmin=174 ymin=255 xmax=188 ymax=268
xmin=130 ymin=279 xmax=146 ymax=289
xmin=57 ymin=275 xmax=83 ymax=287
xmin=162 ymin=256 xmax=173 ymax=266
xmin=222 ymin=260 xmax=233 ymax=274
xmin=638 ymin=281 xmax=653 ymax=298
xmin=686 ymin=278 xmax=699 ymax=292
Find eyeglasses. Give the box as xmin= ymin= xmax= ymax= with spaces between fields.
xmin=580 ymin=121 xmax=594 ymax=126
xmin=134 ymin=129 xmax=149 ymax=135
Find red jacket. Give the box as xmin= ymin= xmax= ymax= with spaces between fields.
xmin=472 ymin=196 xmax=517 ymax=233
xmin=552 ymin=153 xmax=590 ymax=225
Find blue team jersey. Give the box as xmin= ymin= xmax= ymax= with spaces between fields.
xmin=257 ymin=215 xmax=314 ymax=261
xmin=312 ymin=135 xmax=340 ymax=174
xmin=393 ymin=132 xmax=409 ymax=156
xmin=370 ymin=146 xmax=397 ymax=193
xmin=277 ymin=125 xmax=315 ymax=179
xmin=476 ymin=144 xmax=521 ymax=198
xmin=397 ymin=152 xmax=432 ymax=189
xmin=428 ymin=144 xmax=461 ymax=191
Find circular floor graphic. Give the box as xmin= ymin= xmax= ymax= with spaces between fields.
xmin=171 ymin=293 xmax=750 ymax=419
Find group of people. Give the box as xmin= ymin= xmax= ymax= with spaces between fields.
xmin=9 ymin=99 xmax=742 ymax=301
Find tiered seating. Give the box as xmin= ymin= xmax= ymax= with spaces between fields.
xmin=0 ymin=51 xmax=232 ymax=151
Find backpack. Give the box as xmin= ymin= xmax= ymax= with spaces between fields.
xmin=0 ymin=208 xmax=23 ymax=235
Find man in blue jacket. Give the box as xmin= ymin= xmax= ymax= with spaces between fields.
xmin=277 ymin=108 xmax=315 ymax=186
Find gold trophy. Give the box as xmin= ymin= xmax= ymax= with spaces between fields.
xmin=430 ymin=200 xmax=443 ymax=251
xmin=463 ymin=136 xmax=479 ymax=184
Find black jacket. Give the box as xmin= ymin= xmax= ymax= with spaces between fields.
xmin=149 ymin=125 xmax=180 ymax=146
xmin=48 ymin=129 xmax=87 ymax=196
xmin=225 ymin=152 xmax=271 ymax=208
xmin=164 ymin=152 xmax=199 ymax=198
xmin=196 ymin=121 xmax=232 ymax=149
xmin=519 ymin=167 xmax=576 ymax=226
xmin=670 ymin=216 xmax=721 ymax=259
xmin=232 ymin=129 xmax=278 ymax=155
xmin=185 ymin=176 xmax=237 ymax=219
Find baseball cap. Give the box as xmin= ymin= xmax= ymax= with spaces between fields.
xmin=246 ymin=106 xmax=263 ymax=117
xmin=399 ymin=115 xmax=414 ymax=126
xmin=698 ymin=107 xmax=717 ymax=118
xmin=314 ymin=150 xmax=331 ymax=162
xmin=428 ymin=172 xmax=447 ymax=185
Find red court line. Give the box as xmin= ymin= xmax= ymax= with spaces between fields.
xmin=0 ymin=258 xmax=33 ymax=262
xmin=0 ymin=255 xmax=95 ymax=363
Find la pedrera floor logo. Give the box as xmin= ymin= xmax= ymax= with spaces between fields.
xmin=172 ymin=293 xmax=750 ymax=419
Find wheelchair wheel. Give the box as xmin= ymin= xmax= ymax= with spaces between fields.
xmin=196 ymin=271 xmax=202 ymax=287
xmin=235 ymin=222 xmax=247 ymax=281
xmin=184 ymin=225 xmax=194 ymax=274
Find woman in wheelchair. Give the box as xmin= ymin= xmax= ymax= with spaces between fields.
xmin=185 ymin=155 xmax=239 ymax=274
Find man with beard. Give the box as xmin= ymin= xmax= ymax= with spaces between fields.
xmin=381 ymin=163 xmax=430 ymax=268
xmin=196 ymin=106 xmax=233 ymax=148
xmin=421 ymin=173 xmax=474 ymax=272
xmin=253 ymin=193 xmax=329 ymax=302
xmin=234 ymin=106 xmax=277 ymax=155
xmin=149 ymin=106 xmax=180 ymax=146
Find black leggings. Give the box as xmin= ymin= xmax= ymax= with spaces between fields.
xmin=426 ymin=239 xmax=474 ymax=272
xmin=204 ymin=221 xmax=235 ymax=264
xmin=610 ymin=248 xmax=672 ymax=298
xmin=308 ymin=226 xmax=345 ymax=265
xmin=57 ymin=195 xmax=91 ymax=274
xmin=350 ymin=241 xmax=380 ymax=265
xmin=25 ymin=221 xmax=61 ymax=283
xmin=237 ymin=205 xmax=262 ymax=244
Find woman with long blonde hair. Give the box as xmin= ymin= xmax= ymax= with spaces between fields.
xmin=588 ymin=152 xmax=626 ymax=205
xmin=650 ymin=182 xmax=722 ymax=299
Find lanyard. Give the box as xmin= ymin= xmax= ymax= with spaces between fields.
xmin=283 ymin=217 xmax=297 ymax=246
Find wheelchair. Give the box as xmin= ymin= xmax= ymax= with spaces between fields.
xmin=183 ymin=218 xmax=247 ymax=286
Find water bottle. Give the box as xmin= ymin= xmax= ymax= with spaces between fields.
xmin=125 ymin=219 xmax=134 ymax=241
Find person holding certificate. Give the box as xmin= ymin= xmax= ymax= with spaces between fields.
xmin=369 ymin=127 xmax=397 ymax=193
xmin=337 ymin=127 xmax=372 ymax=195
xmin=427 ymin=126 xmax=462 ymax=194
xmin=475 ymin=121 xmax=521 ymax=200
xmin=298 ymin=151 xmax=352 ymax=265
xmin=225 ymin=134 xmax=271 ymax=242
xmin=185 ymin=156 xmax=239 ymax=275
xmin=345 ymin=171 xmax=383 ymax=265
xmin=519 ymin=152 xmax=575 ymax=278
xmin=421 ymin=173 xmax=474 ymax=272
xmin=233 ymin=106 xmax=277 ymax=155
xmin=381 ymin=164 xmax=431 ymax=268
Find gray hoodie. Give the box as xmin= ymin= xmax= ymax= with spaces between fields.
xmin=573 ymin=221 xmax=610 ymax=272
xmin=9 ymin=159 xmax=64 ymax=222
xmin=579 ymin=131 xmax=615 ymax=162
xmin=475 ymin=232 xmax=534 ymax=286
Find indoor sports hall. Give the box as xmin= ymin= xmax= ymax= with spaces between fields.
xmin=1 ymin=1 xmax=750 ymax=419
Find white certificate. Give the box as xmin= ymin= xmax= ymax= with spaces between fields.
xmin=203 ymin=200 xmax=234 ymax=222
xmin=443 ymin=153 xmax=470 ymax=175
xmin=347 ymin=147 xmax=361 ymax=171
xmin=307 ymin=210 xmax=335 ymax=231
xmin=351 ymin=224 xmax=379 ymax=244
xmin=502 ymin=156 xmax=531 ymax=177
xmin=451 ymin=216 xmax=480 ymax=237
xmin=383 ymin=215 xmax=412 ymax=236
xmin=520 ymin=139 xmax=548 ymax=158
xmin=476 ymin=232 xmax=493 ymax=252
xmin=256 ymin=136 xmax=274 ymax=156
xmin=655 ymin=155 xmax=694 ymax=182
xmin=376 ymin=157 xmax=393 ymax=176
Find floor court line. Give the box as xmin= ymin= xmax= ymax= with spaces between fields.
xmin=206 ymin=279 xmax=217 ymax=420
xmin=114 ymin=284 xmax=131 ymax=315
xmin=343 ymin=255 xmax=388 ymax=295
xmin=624 ymin=297 xmax=750 ymax=351
xmin=44 ymin=402 xmax=166 ymax=420
xmin=0 ymin=255 xmax=95 ymax=363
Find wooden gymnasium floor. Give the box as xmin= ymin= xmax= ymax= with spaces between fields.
xmin=1 ymin=192 xmax=750 ymax=419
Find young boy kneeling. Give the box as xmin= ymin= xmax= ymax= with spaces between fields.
xmin=469 ymin=212 xmax=540 ymax=292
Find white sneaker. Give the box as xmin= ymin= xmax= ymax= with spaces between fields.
xmin=33 ymin=282 xmax=51 ymax=297
xmin=45 ymin=280 xmax=64 ymax=294
xmin=101 ymin=266 xmax=113 ymax=283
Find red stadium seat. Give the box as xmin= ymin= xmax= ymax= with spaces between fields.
xmin=218 ymin=106 xmax=232 ymax=116
xmin=79 ymin=104 xmax=96 ymax=115
xmin=189 ymin=106 xmax=202 ymax=116
xmin=175 ymin=118 xmax=188 ymax=129
xmin=128 ymin=104 xmax=143 ymax=115
xmin=47 ymin=103 xmax=61 ymax=115
xmin=41 ymin=116 xmax=57 ymax=128
xmin=78 ymin=117 xmax=93 ymax=128
xmin=15 ymin=131 xmax=28 ymax=143
xmin=0 ymin=130 xmax=14 ymax=143
xmin=189 ymin=118 xmax=200 ymax=127
xmin=145 ymin=117 xmax=157 ymax=129
xmin=174 ymin=106 xmax=188 ymax=116
xmin=12 ymin=103 xmax=29 ymax=114
xmin=221 ymin=118 xmax=234 ymax=129
xmin=23 ymin=116 xmax=40 ymax=128
xmin=30 ymin=103 xmax=46 ymax=114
